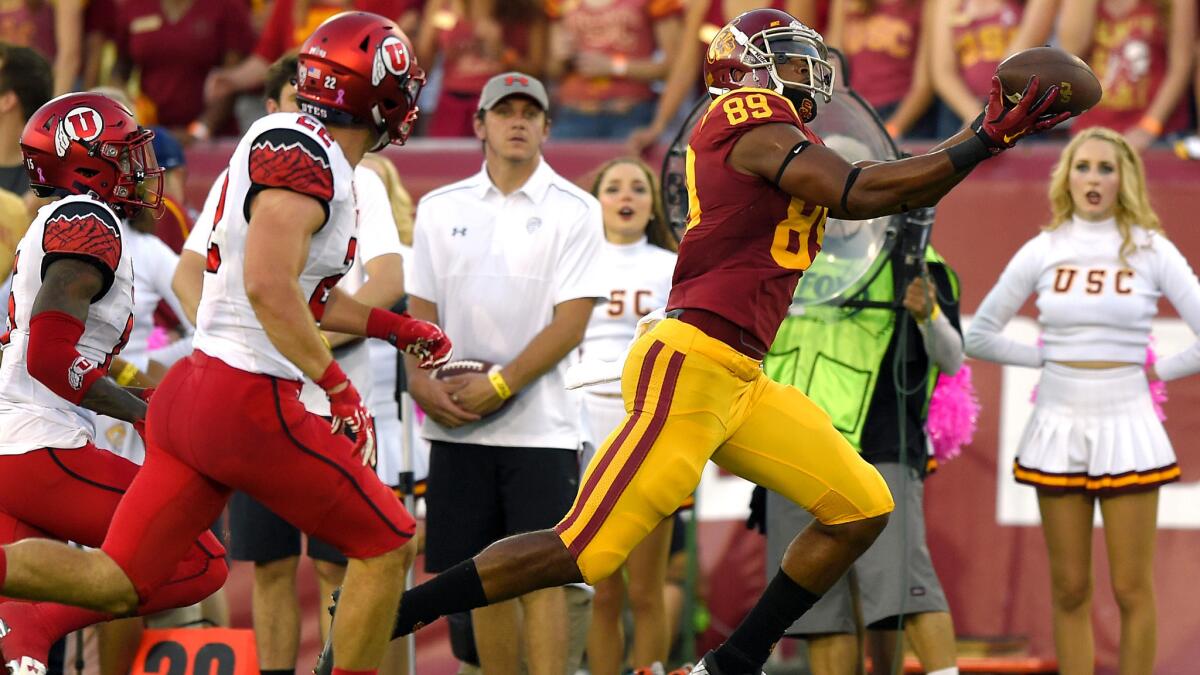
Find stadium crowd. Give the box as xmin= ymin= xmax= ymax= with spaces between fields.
xmin=1 ymin=0 xmax=1198 ymax=150
xmin=0 ymin=2 xmax=1197 ymax=675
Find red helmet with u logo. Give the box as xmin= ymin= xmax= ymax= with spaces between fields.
xmin=295 ymin=11 xmax=426 ymax=149
xmin=20 ymin=92 xmax=162 ymax=217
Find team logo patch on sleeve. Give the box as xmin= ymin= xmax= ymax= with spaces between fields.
xmin=54 ymin=106 xmax=104 ymax=158
xmin=42 ymin=201 xmax=122 ymax=272
xmin=248 ymin=129 xmax=335 ymax=203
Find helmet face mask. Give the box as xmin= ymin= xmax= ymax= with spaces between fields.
xmin=754 ymin=28 xmax=835 ymax=102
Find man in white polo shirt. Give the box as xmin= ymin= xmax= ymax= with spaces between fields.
xmin=406 ymin=72 xmax=604 ymax=675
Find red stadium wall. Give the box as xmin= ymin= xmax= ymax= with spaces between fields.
xmin=187 ymin=142 xmax=1200 ymax=674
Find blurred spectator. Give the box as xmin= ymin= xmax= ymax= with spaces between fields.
xmin=826 ymin=0 xmax=937 ymax=138
xmin=111 ymin=0 xmax=256 ymax=140
xmin=1059 ymin=0 xmax=1196 ymax=150
xmin=627 ymin=0 xmax=817 ymax=154
xmin=930 ymin=0 xmax=1057 ymax=130
xmin=0 ymin=43 xmax=50 ymax=197
xmin=204 ymin=0 xmax=421 ymax=116
xmin=414 ymin=0 xmax=546 ymax=136
xmin=0 ymin=0 xmax=82 ymax=94
xmin=544 ymin=0 xmax=682 ymax=139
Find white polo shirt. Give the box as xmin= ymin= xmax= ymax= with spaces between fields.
xmin=411 ymin=157 xmax=605 ymax=450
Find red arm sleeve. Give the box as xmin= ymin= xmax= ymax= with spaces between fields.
xmin=26 ymin=311 xmax=105 ymax=405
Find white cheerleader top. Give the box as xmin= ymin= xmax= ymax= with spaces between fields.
xmin=965 ymin=215 xmax=1200 ymax=381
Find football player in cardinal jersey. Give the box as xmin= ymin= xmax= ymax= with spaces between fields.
xmin=0 ymin=92 xmax=228 ymax=675
xmin=0 ymin=13 xmax=452 ymax=675
xmin=312 ymin=8 xmax=1075 ymax=675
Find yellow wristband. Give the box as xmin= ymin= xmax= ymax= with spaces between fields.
xmin=114 ymin=362 xmax=139 ymax=386
xmin=488 ymin=366 xmax=513 ymax=400
xmin=927 ymin=303 xmax=942 ymax=323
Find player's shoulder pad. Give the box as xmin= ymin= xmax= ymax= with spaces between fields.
xmin=41 ymin=195 xmax=122 ymax=273
xmin=247 ymin=116 xmax=336 ymax=205
xmin=699 ymin=88 xmax=804 ymax=143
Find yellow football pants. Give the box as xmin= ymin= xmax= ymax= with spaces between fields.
xmin=556 ymin=318 xmax=894 ymax=584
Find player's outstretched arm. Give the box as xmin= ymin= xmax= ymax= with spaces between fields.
xmin=28 ymin=258 xmax=147 ymax=423
xmin=734 ymin=77 xmax=1067 ymax=220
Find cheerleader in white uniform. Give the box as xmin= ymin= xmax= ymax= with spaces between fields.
xmin=581 ymin=159 xmax=678 ymax=675
xmin=966 ymin=128 xmax=1200 ymax=675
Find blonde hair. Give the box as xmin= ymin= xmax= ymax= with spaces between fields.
xmin=1046 ymin=127 xmax=1163 ymax=264
xmin=360 ymin=153 xmax=415 ymax=246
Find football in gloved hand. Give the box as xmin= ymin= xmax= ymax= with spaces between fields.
xmin=996 ymin=47 xmax=1101 ymax=117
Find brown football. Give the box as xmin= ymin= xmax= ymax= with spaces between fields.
xmin=995 ymin=46 xmax=1102 ymax=117
xmin=434 ymin=359 xmax=513 ymax=413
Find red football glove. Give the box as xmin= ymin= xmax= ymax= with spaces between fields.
xmin=316 ymin=361 xmax=376 ymax=468
xmin=366 ymin=308 xmax=453 ymax=370
xmin=974 ymin=76 xmax=1069 ymax=151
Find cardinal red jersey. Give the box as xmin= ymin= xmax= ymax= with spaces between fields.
xmin=666 ymin=87 xmax=827 ymax=351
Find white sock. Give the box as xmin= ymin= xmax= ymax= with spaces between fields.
xmin=927 ymin=668 xmax=959 ymax=675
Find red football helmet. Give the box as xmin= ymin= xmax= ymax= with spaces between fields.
xmin=20 ymin=92 xmax=163 ymax=217
xmin=295 ymin=12 xmax=425 ymax=150
xmin=703 ymin=9 xmax=834 ymax=120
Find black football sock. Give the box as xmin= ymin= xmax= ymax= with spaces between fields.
xmin=392 ymin=558 xmax=488 ymax=638
xmin=712 ymin=569 xmax=820 ymax=674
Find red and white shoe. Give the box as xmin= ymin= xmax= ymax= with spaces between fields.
xmin=0 ymin=605 xmax=53 ymax=675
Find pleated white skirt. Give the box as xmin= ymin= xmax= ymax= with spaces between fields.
xmin=1014 ymin=363 xmax=1180 ymax=494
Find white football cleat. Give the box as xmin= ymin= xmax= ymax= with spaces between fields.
xmin=7 ymin=656 xmax=47 ymax=675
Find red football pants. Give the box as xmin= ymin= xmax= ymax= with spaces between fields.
xmin=103 ymin=350 xmax=414 ymax=600
xmin=0 ymin=444 xmax=227 ymax=613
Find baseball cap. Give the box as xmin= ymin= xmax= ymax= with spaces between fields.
xmin=150 ymin=126 xmax=186 ymax=170
xmin=477 ymin=72 xmax=549 ymax=112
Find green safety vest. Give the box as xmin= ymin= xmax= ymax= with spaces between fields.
xmin=763 ymin=247 xmax=960 ymax=451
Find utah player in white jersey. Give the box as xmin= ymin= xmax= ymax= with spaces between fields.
xmin=578 ymin=158 xmax=678 ymax=675
xmin=0 ymin=14 xmax=452 ymax=675
xmin=0 ymin=92 xmax=228 ymax=675
xmin=966 ymin=128 xmax=1200 ymax=674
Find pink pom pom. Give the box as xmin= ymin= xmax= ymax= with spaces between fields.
xmin=147 ymin=326 xmax=170 ymax=351
xmin=1146 ymin=336 xmax=1167 ymax=421
xmin=925 ymin=364 xmax=980 ymax=462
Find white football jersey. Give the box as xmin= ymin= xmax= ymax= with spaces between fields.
xmin=580 ymin=238 xmax=676 ymax=395
xmin=192 ymin=112 xmax=358 ymax=380
xmin=0 ymin=195 xmax=135 ymax=454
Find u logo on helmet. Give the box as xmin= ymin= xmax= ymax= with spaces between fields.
xmin=54 ymin=106 xmax=104 ymax=158
xmin=371 ymin=36 xmax=410 ymax=86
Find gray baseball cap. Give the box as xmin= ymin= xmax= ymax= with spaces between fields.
xmin=477 ymin=72 xmax=549 ymax=112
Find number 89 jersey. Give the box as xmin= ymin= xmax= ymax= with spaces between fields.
xmin=0 ymin=195 xmax=135 ymax=454
xmin=666 ymin=87 xmax=828 ymax=351
xmin=193 ymin=112 xmax=358 ymax=380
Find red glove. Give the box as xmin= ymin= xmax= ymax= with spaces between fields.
xmin=366 ymin=308 xmax=453 ymax=370
xmin=974 ymin=76 xmax=1069 ymax=151
xmin=316 ymin=361 xmax=376 ymax=467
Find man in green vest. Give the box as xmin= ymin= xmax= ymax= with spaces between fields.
xmin=756 ymin=209 xmax=964 ymax=675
